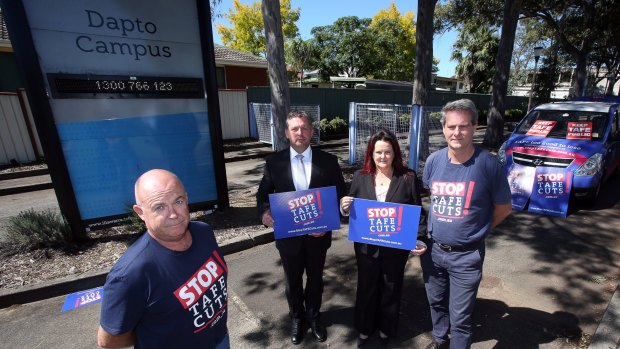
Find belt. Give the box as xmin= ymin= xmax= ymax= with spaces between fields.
xmin=433 ymin=239 xmax=482 ymax=252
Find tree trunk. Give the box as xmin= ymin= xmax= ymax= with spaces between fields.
xmin=484 ymin=0 xmax=522 ymax=148
xmin=262 ymin=0 xmax=290 ymax=151
xmin=412 ymin=0 xmax=438 ymax=106
xmin=573 ymin=50 xmax=588 ymax=97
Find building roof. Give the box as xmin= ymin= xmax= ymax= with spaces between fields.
xmin=214 ymin=44 xmax=268 ymax=68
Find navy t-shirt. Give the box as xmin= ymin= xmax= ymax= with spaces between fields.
xmin=100 ymin=221 xmax=228 ymax=349
xmin=423 ymin=147 xmax=511 ymax=245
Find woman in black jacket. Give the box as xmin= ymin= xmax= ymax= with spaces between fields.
xmin=340 ymin=129 xmax=427 ymax=347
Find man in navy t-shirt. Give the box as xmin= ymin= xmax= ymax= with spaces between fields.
xmin=421 ymin=99 xmax=512 ymax=349
xmin=98 ymin=169 xmax=229 ymax=349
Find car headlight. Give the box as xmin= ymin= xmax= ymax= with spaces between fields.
xmin=497 ymin=142 xmax=507 ymax=166
xmin=574 ymin=153 xmax=603 ymax=176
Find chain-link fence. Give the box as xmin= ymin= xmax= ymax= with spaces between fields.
xmin=348 ymin=103 xmax=445 ymax=174
xmin=249 ymin=103 xmax=320 ymax=149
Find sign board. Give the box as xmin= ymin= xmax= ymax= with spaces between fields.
xmin=2 ymin=0 xmax=227 ymax=232
xmin=348 ymin=198 xmax=420 ymax=250
xmin=269 ymin=186 xmax=340 ymax=239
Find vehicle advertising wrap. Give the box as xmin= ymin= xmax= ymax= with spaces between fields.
xmin=507 ymin=164 xmax=536 ymax=211
xmin=504 ymin=135 xmax=596 ymax=217
xmin=348 ymin=198 xmax=420 ymax=250
xmin=528 ymin=168 xmax=572 ymax=217
xmin=269 ymin=186 xmax=340 ymax=239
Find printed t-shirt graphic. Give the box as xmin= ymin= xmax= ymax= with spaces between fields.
xmin=430 ymin=181 xmax=476 ymax=219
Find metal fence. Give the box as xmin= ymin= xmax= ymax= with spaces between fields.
xmin=348 ymin=103 xmax=445 ymax=174
xmin=249 ymin=103 xmax=321 ymax=149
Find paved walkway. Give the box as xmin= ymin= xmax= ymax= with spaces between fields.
xmin=0 ymin=135 xmax=619 ymax=348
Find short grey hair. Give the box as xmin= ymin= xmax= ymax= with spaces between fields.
xmin=286 ymin=110 xmax=314 ymax=127
xmin=440 ymin=99 xmax=478 ymax=127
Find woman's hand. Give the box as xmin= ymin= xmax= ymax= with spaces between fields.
xmin=340 ymin=196 xmax=354 ymax=213
xmin=411 ymin=240 xmax=427 ymax=256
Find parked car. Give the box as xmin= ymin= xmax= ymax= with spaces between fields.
xmin=498 ymin=100 xmax=620 ymax=205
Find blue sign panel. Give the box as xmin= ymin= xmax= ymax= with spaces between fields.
xmin=348 ymin=198 xmax=420 ymax=250
xmin=61 ymin=286 xmax=104 ymax=312
xmin=269 ymin=186 xmax=340 ymax=239
xmin=528 ymin=167 xmax=572 ymax=217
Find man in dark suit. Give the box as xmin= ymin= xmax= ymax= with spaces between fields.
xmin=257 ymin=111 xmax=346 ymax=345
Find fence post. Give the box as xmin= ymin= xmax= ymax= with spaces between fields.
xmin=408 ymin=104 xmax=421 ymax=172
xmin=248 ymin=103 xmax=258 ymax=139
xmin=348 ymin=102 xmax=356 ymax=164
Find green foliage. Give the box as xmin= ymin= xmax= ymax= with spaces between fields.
xmin=1 ymin=209 xmax=72 ymax=254
xmin=217 ymin=0 xmax=300 ymax=56
xmin=429 ymin=112 xmax=442 ymax=121
xmin=369 ymin=4 xmax=416 ymax=81
xmin=319 ymin=117 xmax=348 ymax=135
xmin=398 ymin=113 xmax=412 ymax=126
xmin=125 ymin=206 xmax=147 ymax=233
xmin=504 ymin=108 xmax=525 ymax=122
xmin=310 ymin=16 xmax=378 ymax=81
xmin=452 ymin=23 xmax=499 ymax=93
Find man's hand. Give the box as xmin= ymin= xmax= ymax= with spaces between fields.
xmin=261 ymin=210 xmax=274 ymax=228
xmin=308 ymin=232 xmax=327 ymax=237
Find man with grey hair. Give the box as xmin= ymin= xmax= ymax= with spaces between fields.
xmin=420 ymin=99 xmax=512 ymax=349
xmin=98 ymin=169 xmax=229 ymax=349
xmin=257 ymin=111 xmax=346 ymax=345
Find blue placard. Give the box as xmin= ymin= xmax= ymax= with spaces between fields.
xmin=269 ymin=186 xmax=340 ymax=239
xmin=507 ymin=164 xmax=536 ymax=211
xmin=348 ymin=199 xmax=421 ymax=250
xmin=528 ymin=167 xmax=572 ymax=217
xmin=61 ymin=286 xmax=104 ymax=312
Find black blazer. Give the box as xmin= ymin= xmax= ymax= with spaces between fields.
xmin=256 ymin=147 xmax=346 ymax=255
xmin=348 ymin=169 xmax=425 ymax=257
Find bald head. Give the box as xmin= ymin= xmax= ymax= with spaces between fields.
xmin=132 ymin=169 xmax=191 ymax=250
xmin=134 ymin=169 xmax=185 ymax=205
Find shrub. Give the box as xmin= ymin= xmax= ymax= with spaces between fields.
xmin=429 ymin=112 xmax=442 ymax=121
xmin=319 ymin=117 xmax=348 ymax=135
xmin=398 ymin=113 xmax=412 ymax=126
xmin=1 ymin=209 xmax=72 ymax=254
xmin=328 ymin=117 xmax=347 ymax=134
xmin=319 ymin=118 xmax=333 ymax=134
xmin=504 ymin=108 xmax=525 ymax=122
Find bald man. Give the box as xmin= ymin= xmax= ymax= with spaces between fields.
xmin=98 ymin=169 xmax=229 ymax=349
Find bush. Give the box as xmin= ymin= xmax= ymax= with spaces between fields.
xmin=1 ymin=209 xmax=72 ymax=254
xmin=429 ymin=112 xmax=442 ymax=121
xmin=504 ymin=108 xmax=525 ymax=122
xmin=328 ymin=117 xmax=347 ymax=134
xmin=319 ymin=117 xmax=348 ymax=135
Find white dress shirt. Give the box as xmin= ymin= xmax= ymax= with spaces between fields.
xmin=290 ymin=146 xmax=312 ymax=191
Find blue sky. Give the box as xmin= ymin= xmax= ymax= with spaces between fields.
xmin=211 ymin=0 xmax=458 ymax=77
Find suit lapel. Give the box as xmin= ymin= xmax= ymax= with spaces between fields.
xmin=280 ymin=149 xmax=295 ymax=191
xmin=385 ymin=173 xmax=402 ymax=202
xmin=365 ymin=173 xmax=377 ymax=201
xmin=308 ymin=147 xmax=319 ymax=189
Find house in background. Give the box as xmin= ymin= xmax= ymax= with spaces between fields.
xmin=0 ymin=11 xmax=25 ymax=92
xmin=214 ymin=44 xmax=268 ymax=89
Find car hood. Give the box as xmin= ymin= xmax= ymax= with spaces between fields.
xmin=505 ymin=134 xmax=603 ymax=166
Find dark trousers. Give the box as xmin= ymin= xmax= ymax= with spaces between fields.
xmin=279 ymin=245 xmax=328 ymax=321
xmin=420 ymin=242 xmax=485 ymax=349
xmin=354 ymin=246 xmax=409 ymax=337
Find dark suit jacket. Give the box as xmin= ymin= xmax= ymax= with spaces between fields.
xmin=256 ymin=147 xmax=346 ymax=255
xmin=348 ymin=170 xmax=425 ymax=257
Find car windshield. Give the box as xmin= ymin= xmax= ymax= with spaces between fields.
xmin=515 ymin=109 xmax=609 ymax=140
